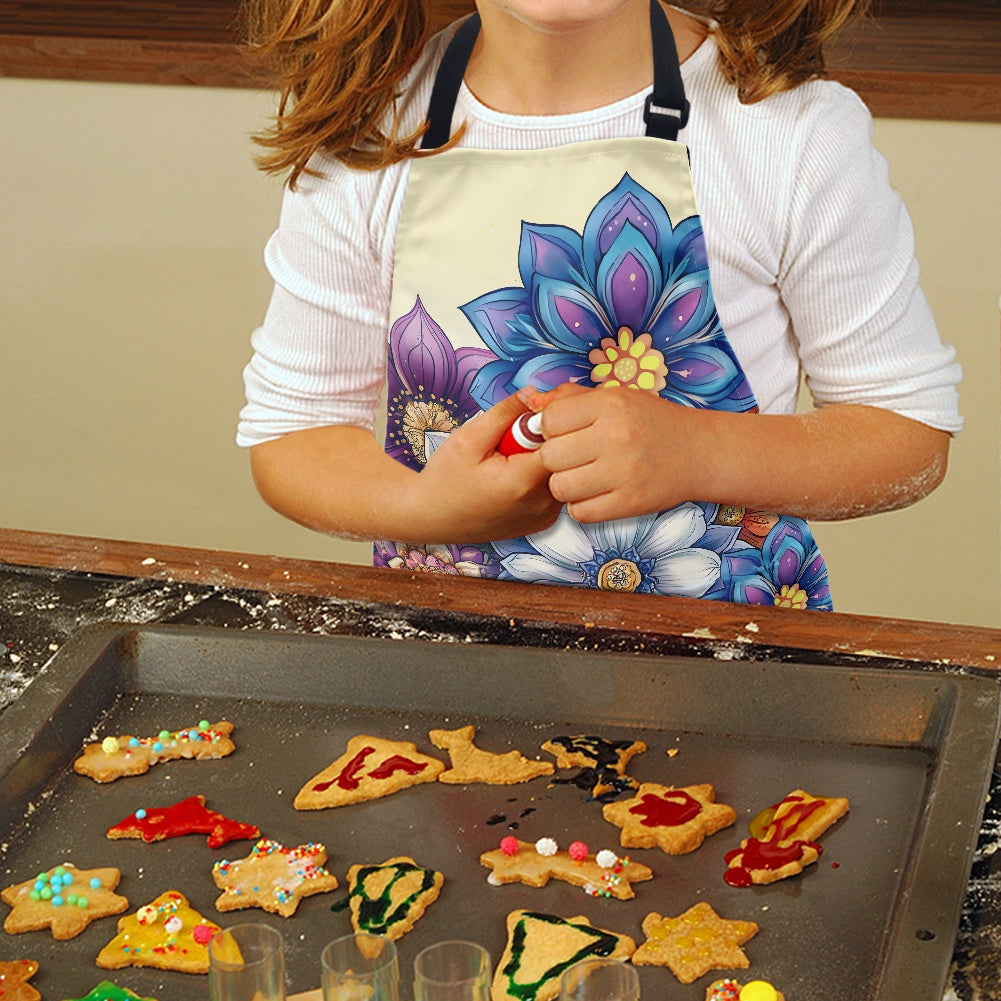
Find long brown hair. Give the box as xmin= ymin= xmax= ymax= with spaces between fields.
xmin=247 ymin=0 xmax=869 ymax=185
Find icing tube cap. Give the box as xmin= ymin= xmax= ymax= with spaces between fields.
xmin=498 ymin=412 xmax=545 ymax=456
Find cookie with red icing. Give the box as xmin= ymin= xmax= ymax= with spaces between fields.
xmin=602 ymin=782 xmax=736 ymax=855
xmin=2 ymin=864 xmax=128 ymax=940
xmin=96 ymin=890 xmax=220 ymax=974
xmin=106 ymin=795 xmax=259 ymax=848
xmin=213 ymin=838 xmax=340 ymax=917
xmin=73 ymin=720 xmax=235 ymax=783
xmin=293 ymin=735 xmax=445 ymax=810
xmin=0 ymin=959 xmax=40 ymax=1001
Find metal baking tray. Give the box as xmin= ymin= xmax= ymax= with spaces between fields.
xmin=1 ymin=622 xmax=999 ymax=1000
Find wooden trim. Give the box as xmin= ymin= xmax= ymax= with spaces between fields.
xmin=1 ymin=2 xmax=999 ymax=122
xmin=2 ymin=528 xmax=1000 ymax=672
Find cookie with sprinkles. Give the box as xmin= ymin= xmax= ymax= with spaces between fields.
xmin=95 ymin=890 xmax=220 ymax=975
xmin=0 ymin=959 xmax=40 ymax=1001
xmin=107 ymin=795 xmax=259 ymax=849
xmin=602 ymin=782 xmax=737 ymax=855
xmin=64 ymin=983 xmax=158 ymax=1001
xmin=480 ymin=837 xmax=653 ymax=900
xmin=213 ymin=838 xmax=340 ymax=917
xmin=706 ymin=978 xmax=785 ymax=1001
xmin=2 ymin=864 xmax=128 ymax=940
xmin=73 ymin=720 xmax=236 ymax=783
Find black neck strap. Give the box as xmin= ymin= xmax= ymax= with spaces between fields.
xmin=422 ymin=1 xmax=689 ymax=150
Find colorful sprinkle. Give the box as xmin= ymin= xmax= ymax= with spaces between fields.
xmin=568 ymin=840 xmax=588 ymax=861
xmin=535 ymin=837 xmax=558 ymax=857
xmin=595 ymin=849 xmax=618 ymax=869
xmin=102 ymin=736 xmax=121 ymax=755
xmin=500 ymin=836 xmax=520 ymax=856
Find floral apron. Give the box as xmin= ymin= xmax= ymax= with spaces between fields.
xmin=376 ymin=2 xmax=832 ymax=611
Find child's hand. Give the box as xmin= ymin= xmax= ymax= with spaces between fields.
xmin=414 ymin=391 xmax=563 ymax=542
xmin=537 ymin=384 xmax=705 ymax=523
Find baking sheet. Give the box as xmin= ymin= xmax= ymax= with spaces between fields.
xmin=1 ymin=622 xmax=999 ymax=1000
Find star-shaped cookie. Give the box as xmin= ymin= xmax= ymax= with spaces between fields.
xmin=96 ymin=890 xmax=221 ymax=974
xmin=2 ymin=864 xmax=129 ymax=940
xmin=430 ymin=725 xmax=554 ymax=784
xmin=294 ymin=735 xmax=445 ymax=810
xmin=73 ymin=720 xmax=235 ymax=783
xmin=602 ymin=782 xmax=736 ymax=854
xmin=64 ymin=983 xmax=157 ymax=1001
xmin=493 ymin=910 xmax=636 ymax=1001
xmin=213 ymin=838 xmax=340 ymax=917
xmin=106 ymin=795 xmax=260 ymax=849
xmin=0 ymin=959 xmax=40 ymax=1001
xmin=631 ymin=902 xmax=759 ymax=983
xmin=480 ymin=838 xmax=652 ymax=900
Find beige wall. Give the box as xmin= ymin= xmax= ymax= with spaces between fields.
xmin=2 ymin=77 xmax=999 ymax=626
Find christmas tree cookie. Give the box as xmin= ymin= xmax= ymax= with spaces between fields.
xmin=346 ymin=856 xmax=442 ymax=942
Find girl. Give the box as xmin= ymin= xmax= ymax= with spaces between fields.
xmin=237 ymin=1 xmax=961 ymax=608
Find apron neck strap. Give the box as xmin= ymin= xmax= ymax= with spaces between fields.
xmin=422 ymin=1 xmax=689 ymax=150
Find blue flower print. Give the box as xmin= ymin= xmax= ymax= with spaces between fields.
xmin=461 ymin=173 xmax=756 ymax=413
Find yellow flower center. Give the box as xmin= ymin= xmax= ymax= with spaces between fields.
xmin=597 ymin=558 xmax=642 ymax=592
xmin=773 ymin=583 xmax=808 ymax=609
xmin=402 ymin=399 xmax=457 ymax=463
xmin=588 ymin=327 xmax=668 ymax=393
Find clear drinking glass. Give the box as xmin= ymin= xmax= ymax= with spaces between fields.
xmin=413 ymin=940 xmax=492 ymax=1001
xmin=321 ymin=932 xmax=400 ymax=1001
xmin=208 ymin=923 xmax=286 ymax=1001
xmin=558 ymin=958 xmax=640 ymax=1001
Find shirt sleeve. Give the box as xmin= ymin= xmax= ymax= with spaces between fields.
xmin=236 ymin=156 xmax=404 ymax=447
xmin=778 ymin=84 xmax=963 ymax=433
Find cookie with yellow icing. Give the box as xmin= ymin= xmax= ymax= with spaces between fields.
xmin=73 ymin=720 xmax=235 ymax=783
xmin=492 ymin=910 xmax=635 ymax=1001
xmin=0 ymin=959 xmax=40 ymax=1001
xmin=96 ymin=890 xmax=221 ymax=974
xmin=2 ymin=864 xmax=128 ymax=940
xmin=213 ymin=838 xmax=340 ymax=917
xmin=480 ymin=838 xmax=652 ymax=900
xmin=602 ymin=782 xmax=737 ymax=855
xmin=430 ymin=725 xmax=554 ymax=784
xmin=631 ymin=902 xmax=758 ymax=984
xmin=346 ymin=856 xmax=442 ymax=943
xmin=294 ymin=735 xmax=445 ymax=810
xmin=706 ymin=978 xmax=785 ymax=1001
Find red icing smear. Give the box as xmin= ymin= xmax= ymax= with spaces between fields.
xmin=724 ymin=795 xmax=829 ymax=887
xmin=106 ymin=795 xmax=259 ymax=849
xmin=630 ymin=789 xmax=702 ymax=827
xmin=312 ymin=747 xmax=427 ymax=793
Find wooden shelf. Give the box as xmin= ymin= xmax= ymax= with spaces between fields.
xmin=1 ymin=0 xmax=998 ymax=120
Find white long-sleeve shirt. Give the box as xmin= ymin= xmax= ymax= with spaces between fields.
xmin=237 ymin=25 xmax=962 ymax=447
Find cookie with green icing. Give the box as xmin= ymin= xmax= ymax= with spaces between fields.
xmin=63 ymin=982 xmax=157 ymax=1001
xmin=346 ymin=855 xmax=443 ymax=943
xmin=492 ymin=909 xmax=636 ymax=1001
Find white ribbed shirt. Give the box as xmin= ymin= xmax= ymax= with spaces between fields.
xmin=237 ymin=25 xmax=962 ymax=447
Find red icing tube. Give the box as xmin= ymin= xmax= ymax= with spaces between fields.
xmin=498 ymin=412 xmax=545 ymax=455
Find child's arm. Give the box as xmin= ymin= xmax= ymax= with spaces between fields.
xmin=534 ymin=384 xmax=949 ymax=524
xmin=249 ymin=391 xmax=561 ymax=543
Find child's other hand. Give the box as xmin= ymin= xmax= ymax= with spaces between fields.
xmin=537 ymin=384 xmax=703 ymax=523
xmin=415 ymin=391 xmax=562 ymax=542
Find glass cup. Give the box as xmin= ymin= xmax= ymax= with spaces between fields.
xmin=558 ymin=958 xmax=640 ymax=1001
xmin=208 ymin=922 xmax=286 ymax=1001
xmin=413 ymin=940 xmax=492 ymax=1001
xmin=321 ymin=932 xmax=400 ymax=1001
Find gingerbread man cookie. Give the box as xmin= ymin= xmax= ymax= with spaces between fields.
xmin=492 ymin=910 xmax=635 ymax=1001
xmin=480 ymin=837 xmax=653 ymax=900
xmin=96 ymin=890 xmax=220 ymax=974
xmin=2 ymin=864 xmax=128 ymax=940
xmin=73 ymin=720 xmax=235 ymax=783
xmin=724 ymin=788 xmax=849 ymax=886
xmin=294 ymin=735 xmax=445 ymax=810
xmin=631 ymin=902 xmax=759 ymax=984
xmin=602 ymin=782 xmax=736 ymax=854
xmin=542 ymin=734 xmax=646 ymax=798
xmin=0 ymin=959 xmax=40 ymax=1001
xmin=107 ymin=795 xmax=259 ymax=848
xmin=213 ymin=838 xmax=340 ymax=917
xmin=430 ymin=725 xmax=554 ymax=784
xmin=346 ymin=856 xmax=442 ymax=942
